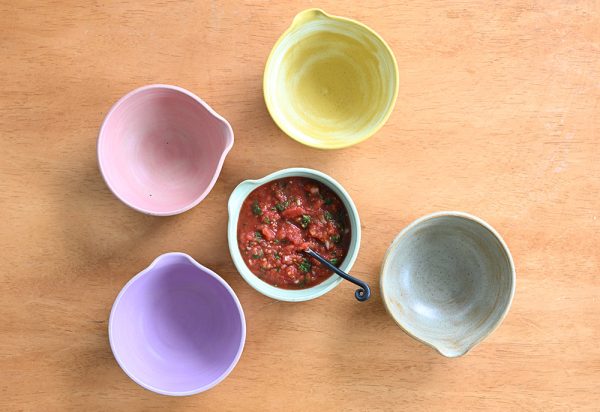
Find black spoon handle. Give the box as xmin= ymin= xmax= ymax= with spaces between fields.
xmin=305 ymin=248 xmax=371 ymax=302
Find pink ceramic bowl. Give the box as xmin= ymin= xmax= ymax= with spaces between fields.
xmin=98 ymin=85 xmax=234 ymax=216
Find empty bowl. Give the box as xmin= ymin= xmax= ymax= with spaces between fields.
xmin=98 ymin=84 xmax=234 ymax=216
xmin=380 ymin=212 xmax=515 ymax=357
xmin=109 ymin=253 xmax=246 ymax=396
xmin=263 ymin=9 xmax=399 ymax=149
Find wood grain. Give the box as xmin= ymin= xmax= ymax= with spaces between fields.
xmin=1 ymin=0 xmax=599 ymax=410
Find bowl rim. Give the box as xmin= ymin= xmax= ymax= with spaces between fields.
xmin=263 ymin=8 xmax=399 ymax=150
xmin=227 ymin=167 xmax=361 ymax=302
xmin=108 ymin=252 xmax=246 ymax=396
xmin=379 ymin=211 xmax=516 ymax=357
xmin=97 ymin=84 xmax=234 ymax=216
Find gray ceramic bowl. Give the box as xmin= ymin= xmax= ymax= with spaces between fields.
xmin=380 ymin=212 xmax=515 ymax=357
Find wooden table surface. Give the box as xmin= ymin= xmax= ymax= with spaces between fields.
xmin=1 ymin=1 xmax=599 ymax=410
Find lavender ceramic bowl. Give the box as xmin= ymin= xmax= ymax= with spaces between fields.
xmin=98 ymin=85 xmax=234 ymax=216
xmin=108 ymin=253 xmax=246 ymax=396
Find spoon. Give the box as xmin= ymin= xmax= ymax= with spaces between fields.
xmin=304 ymin=248 xmax=371 ymax=302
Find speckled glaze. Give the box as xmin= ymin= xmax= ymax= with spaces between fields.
xmin=380 ymin=212 xmax=515 ymax=357
xmin=98 ymin=85 xmax=234 ymax=216
xmin=263 ymin=9 xmax=398 ymax=149
xmin=227 ymin=168 xmax=361 ymax=302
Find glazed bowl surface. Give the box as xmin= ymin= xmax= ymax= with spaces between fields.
xmin=98 ymin=84 xmax=233 ymax=215
xmin=380 ymin=212 xmax=515 ymax=357
xmin=264 ymin=9 xmax=398 ymax=149
xmin=109 ymin=253 xmax=246 ymax=395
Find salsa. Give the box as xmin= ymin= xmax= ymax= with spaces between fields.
xmin=237 ymin=177 xmax=351 ymax=289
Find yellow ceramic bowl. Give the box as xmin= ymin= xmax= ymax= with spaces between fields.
xmin=264 ymin=9 xmax=399 ymax=149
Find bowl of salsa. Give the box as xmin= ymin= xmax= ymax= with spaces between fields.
xmin=227 ymin=168 xmax=361 ymax=301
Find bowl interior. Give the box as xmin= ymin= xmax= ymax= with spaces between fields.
xmin=110 ymin=256 xmax=244 ymax=394
xmin=265 ymin=13 xmax=397 ymax=148
xmin=381 ymin=215 xmax=514 ymax=356
xmin=99 ymin=86 xmax=232 ymax=214
xmin=228 ymin=168 xmax=361 ymax=302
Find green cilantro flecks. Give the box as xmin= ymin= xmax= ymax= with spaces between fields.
xmin=275 ymin=200 xmax=289 ymax=211
xmin=300 ymin=215 xmax=311 ymax=228
xmin=252 ymin=250 xmax=264 ymax=259
xmin=298 ymin=259 xmax=312 ymax=273
xmin=251 ymin=200 xmax=262 ymax=216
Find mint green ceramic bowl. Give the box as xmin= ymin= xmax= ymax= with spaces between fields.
xmin=227 ymin=168 xmax=361 ymax=302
